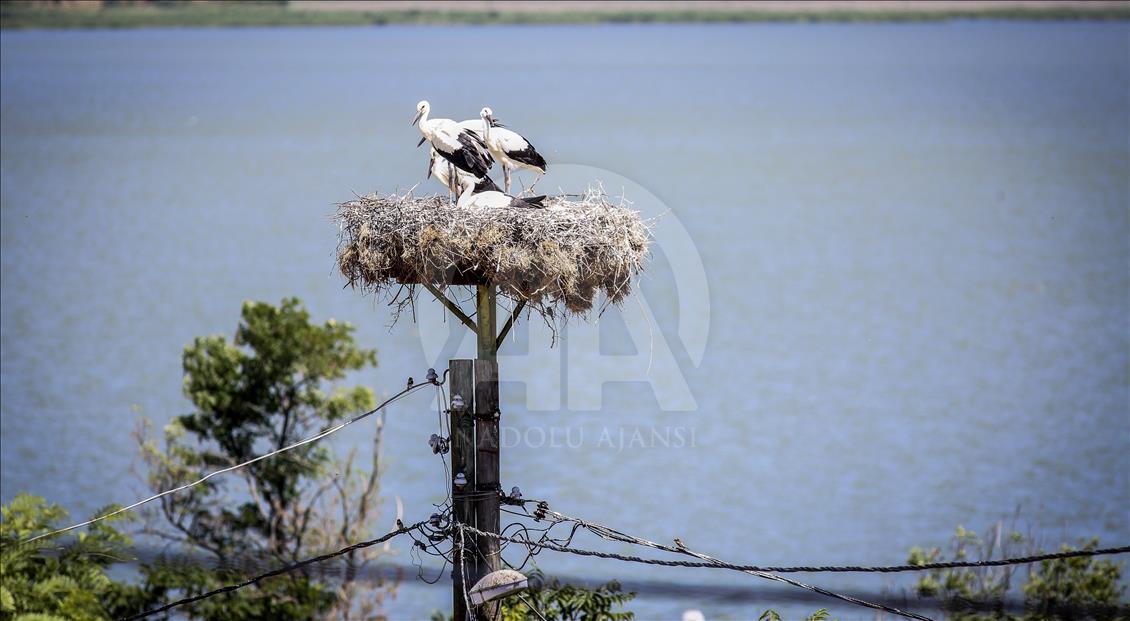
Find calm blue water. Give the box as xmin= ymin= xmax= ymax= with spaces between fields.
xmin=2 ymin=22 xmax=1127 ymax=620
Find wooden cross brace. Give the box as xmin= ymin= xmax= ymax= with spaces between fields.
xmin=419 ymin=281 xmax=527 ymax=351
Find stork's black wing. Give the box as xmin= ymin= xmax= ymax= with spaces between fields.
xmin=435 ymin=130 xmax=493 ymax=178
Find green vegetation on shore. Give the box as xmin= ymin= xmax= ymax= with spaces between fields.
xmin=2 ymin=2 xmax=1128 ymax=30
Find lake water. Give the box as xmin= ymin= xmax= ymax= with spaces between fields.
xmin=2 ymin=21 xmax=1127 ymax=620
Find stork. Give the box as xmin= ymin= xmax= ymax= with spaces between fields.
xmin=457 ymin=185 xmax=546 ymax=210
xmin=459 ymin=107 xmax=547 ymax=194
xmin=428 ymin=147 xmax=499 ymax=198
xmin=412 ymin=100 xmax=493 ymax=178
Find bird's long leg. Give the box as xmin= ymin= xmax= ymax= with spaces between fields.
xmin=503 ymin=166 xmax=512 ymax=194
xmin=448 ymin=161 xmax=457 ymax=204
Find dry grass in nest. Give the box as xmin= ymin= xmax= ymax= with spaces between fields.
xmin=335 ymin=187 xmax=651 ymax=327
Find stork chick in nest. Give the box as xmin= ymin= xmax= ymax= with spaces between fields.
xmin=457 ymin=182 xmax=546 ymax=209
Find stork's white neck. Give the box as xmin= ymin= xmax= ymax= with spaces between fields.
xmin=417 ymin=108 xmax=433 ymax=138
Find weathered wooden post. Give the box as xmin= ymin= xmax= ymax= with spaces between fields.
xmin=473 ymin=367 xmax=500 ymax=617
xmin=448 ymin=359 xmax=476 ymax=621
xmin=476 ymin=284 xmax=497 ymax=362
xmin=472 ymin=284 xmax=502 ymax=620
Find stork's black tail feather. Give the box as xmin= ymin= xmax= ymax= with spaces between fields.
xmin=509 ymin=144 xmax=547 ymax=173
xmin=474 ymin=177 xmax=501 ymax=193
xmin=513 ymin=195 xmax=547 ymax=209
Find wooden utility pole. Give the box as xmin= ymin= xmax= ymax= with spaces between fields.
xmin=449 ymin=284 xmax=502 ymax=621
xmin=472 ymin=284 xmax=501 ymax=620
xmin=448 ymin=359 xmax=476 ymax=621
xmin=473 ymin=358 xmax=500 ymax=620
xmin=476 ymin=284 xmax=497 ymax=362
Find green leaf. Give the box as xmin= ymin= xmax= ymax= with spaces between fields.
xmin=1 ymin=585 xmax=16 ymax=612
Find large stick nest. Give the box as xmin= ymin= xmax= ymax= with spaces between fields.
xmin=335 ymin=187 xmax=651 ymax=321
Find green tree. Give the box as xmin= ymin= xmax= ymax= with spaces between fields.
xmin=134 ymin=297 xmax=389 ymax=620
xmin=0 ymin=494 xmax=145 ymax=620
xmin=430 ymin=569 xmax=636 ymax=621
xmin=499 ymin=570 xmax=634 ymax=621
xmin=1022 ymin=540 xmax=1125 ymax=620
xmin=909 ymin=523 xmax=1127 ymax=620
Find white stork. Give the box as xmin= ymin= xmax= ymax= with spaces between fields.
xmin=428 ymin=147 xmax=499 ymax=198
xmin=458 ymin=107 xmax=547 ymax=194
xmin=412 ymin=100 xmax=493 ymax=179
xmin=457 ymin=185 xmax=546 ymax=210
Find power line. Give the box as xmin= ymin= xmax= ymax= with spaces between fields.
xmin=512 ymin=501 xmax=1130 ymax=574
xmin=515 ymin=593 xmax=550 ymax=621
xmin=727 ymin=546 xmax=1130 ymax=574
xmin=121 ymin=519 xmax=428 ymax=621
xmin=459 ymin=504 xmax=1130 ymax=621
xmin=89 ymin=542 xmax=1127 ymax=617
xmin=496 ymin=500 xmax=915 ymax=617
xmin=24 ymin=377 xmax=438 ymax=545
xmin=458 ymin=523 xmax=933 ymax=621
xmin=455 ymin=520 xmax=475 ymax=620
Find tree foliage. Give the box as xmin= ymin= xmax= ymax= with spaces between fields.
xmin=908 ymin=523 xmax=1127 ymax=620
xmin=133 ymin=297 xmax=389 ymax=620
xmin=498 ymin=570 xmax=634 ymax=621
xmin=1022 ymin=541 xmax=1125 ymax=619
xmin=0 ymin=494 xmax=145 ymax=621
xmin=429 ymin=569 xmax=635 ymax=621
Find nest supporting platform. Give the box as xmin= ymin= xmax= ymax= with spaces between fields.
xmin=335 ymin=189 xmax=651 ymax=319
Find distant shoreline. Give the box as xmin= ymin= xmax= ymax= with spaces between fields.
xmin=2 ymin=1 xmax=1128 ymax=30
